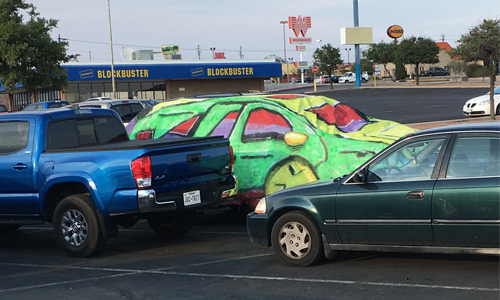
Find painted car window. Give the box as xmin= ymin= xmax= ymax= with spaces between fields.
xmin=447 ymin=135 xmax=500 ymax=178
xmin=0 ymin=121 xmax=29 ymax=154
xmin=209 ymin=111 xmax=240 ymax=138
xmin=162 ymin=116 xmax=200 ymax=138
xmin=306 ymin=103 xmax=369 ymax=133
xmin=368 ymin=137 xmax=445 ymax=182
xmin=242 ymin=108 xmax=291 ymax=142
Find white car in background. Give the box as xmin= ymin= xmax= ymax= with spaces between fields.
xmin=339 ymin=72 xmax=369 ymax=83
xmin=463 ymin=86 xmax=500 ymax=116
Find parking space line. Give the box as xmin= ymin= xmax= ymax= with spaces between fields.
xmin=0 ymin=262 xmax=497 ymax=293
xmin=0 ymin=271 xmax=137 ymax=293
xmin=153 ymin=253 xmax=273 ymax=271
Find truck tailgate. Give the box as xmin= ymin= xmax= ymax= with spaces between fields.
xmin=144 ymin=137 xmax=234 ymax=210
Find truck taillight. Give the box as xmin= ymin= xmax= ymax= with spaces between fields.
xmin=131 ymin=157 xmax=152 ymax=188
xmin=229 ymin=145 xmax=234 ymax=174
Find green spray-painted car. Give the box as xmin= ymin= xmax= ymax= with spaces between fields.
xmin=127 ymin=94 xmax=415 ymax=209
xmin=247 ymin=121 xmax=500 ymax=266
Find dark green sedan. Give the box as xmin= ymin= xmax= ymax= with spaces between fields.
xmin=247 ymin=121 xmax=500 ymax=267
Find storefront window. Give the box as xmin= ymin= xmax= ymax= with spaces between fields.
xmin=116 ymin=82 xmax=129 ymax=99
xmin=90 ymin=83 xmax=105 ymax=98
xmin=66 ymin=84 xmax=79 ymax=103
xmin=152 ymin=82 xmax=166 ymax=100
xmin=129 ymin=82 xmax=141 ymax=99
xmin=79 ymin=84 xmax=91 ymax=102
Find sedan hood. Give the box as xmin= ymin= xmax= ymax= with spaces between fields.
xmin=267 ymin=177 xmax=341 ymax=199
xmin=465 ymin=94 xmax=489 ymax=105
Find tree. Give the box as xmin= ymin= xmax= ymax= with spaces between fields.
xmin=312 ymin=43 xmax=343 ymax=89
xmin=454 ymin=19 xmax=500 ymax=119
xmin=0 ymin=0 xmax=68 ymax=96
xmin=397 ymin=36 xmax=440 ymax=85
xmin=349 ymin=58 xmax=374 ymax=75
xmin=363 ymin=41 xmax=397 ymax=80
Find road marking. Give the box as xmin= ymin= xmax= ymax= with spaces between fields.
xmin=0 ymin=261 xmax=498 ymax=293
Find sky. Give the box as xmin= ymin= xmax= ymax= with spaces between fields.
xmin=29 ymin=0 xmax=500 ymax=64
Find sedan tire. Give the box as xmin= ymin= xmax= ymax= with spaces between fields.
xmin=271 ymin=211 xmax=324 ymax=267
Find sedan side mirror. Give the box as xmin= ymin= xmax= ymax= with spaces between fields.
xmin=351 ymin=168 xmax=367 ymax=183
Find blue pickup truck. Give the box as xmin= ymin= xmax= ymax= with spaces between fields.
xmin=0 ymin=108 xmax=236 ymax=257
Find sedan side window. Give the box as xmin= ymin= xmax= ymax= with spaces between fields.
xmin=367 ymin=138 xmax=445 ymax=182
xmin=447 ymin=135 xmax=500 ymax=178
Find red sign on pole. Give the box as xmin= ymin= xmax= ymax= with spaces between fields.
xmin=312 ymin=66 xmax=318 ymax=74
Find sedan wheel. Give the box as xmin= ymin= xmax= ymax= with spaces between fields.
xmin=271 ymin=211 xmax=324 ymax=267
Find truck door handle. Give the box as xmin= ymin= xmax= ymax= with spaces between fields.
xmin=13 ymin=163 xmax=28 ymax=170
xmin=407 ymin=190 xmax=425 ymax=200
xmin=187 ymin=153 xmax=202 ymax=163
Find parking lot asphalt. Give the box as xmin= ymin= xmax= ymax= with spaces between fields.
xmin=265 ymin=77 xmax=499 ymax=129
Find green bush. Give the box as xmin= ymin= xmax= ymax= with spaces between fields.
xmin=465 ymin=63 xmax=489 ymax=78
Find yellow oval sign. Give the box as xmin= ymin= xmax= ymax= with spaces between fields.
xmin=387 ymin=25 xmax=404 ymax=39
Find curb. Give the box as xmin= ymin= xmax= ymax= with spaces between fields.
xmin=406 ymin=116 xmax=498 ymax=130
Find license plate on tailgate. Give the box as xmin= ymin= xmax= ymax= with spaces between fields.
xmin=183 ymin=190 xmax=201 ymax=206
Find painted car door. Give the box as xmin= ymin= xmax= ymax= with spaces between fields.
xmin=0 ymin=119 xmax=36 ymax=216
xmin=336 ymin=136 xmax=446 ymax=245
xmin=432 ymin=134 xmax=500 ymax=248
xmin=229 ymin=102 xmax=325 ymax=195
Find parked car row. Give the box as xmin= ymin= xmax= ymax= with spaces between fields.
xmin=0 ymin=104 xmax=8 ymax=114
xmin=13 ymin=98 xmax=163 ymax=126
xmin=421 ymin=67 xmax=450 ymax=76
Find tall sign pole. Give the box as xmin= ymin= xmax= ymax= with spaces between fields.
xmin=353 ymin=0 xmax=361 ymax=87
xmin=288 ymin=15 xmax=312 ymax=84
xmin=107 ymin=0 xmax=116 ymax=98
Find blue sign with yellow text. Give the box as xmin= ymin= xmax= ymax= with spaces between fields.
xmin=64 ymin=61 xmax=281 ymax=82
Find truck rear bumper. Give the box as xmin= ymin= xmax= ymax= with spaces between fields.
xmin=138 ymin=175 xmax=237 ymax=214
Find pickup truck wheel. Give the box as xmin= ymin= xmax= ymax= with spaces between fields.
xmin=271 ymin=211 xmax=324 ymax=267
xmin=53 ymin=194 xmax=106 ymax=257
xmin=147 ymin=212 xmax=195 ymax=237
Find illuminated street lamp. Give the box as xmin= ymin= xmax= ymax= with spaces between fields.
xmin=280 ymin=20 xmax=289 ymax=83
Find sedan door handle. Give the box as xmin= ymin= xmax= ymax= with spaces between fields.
xmin=407 ymin=190 xmax=425 ymax=200
xmin=12 ymin=163 xmax=28 ymax=170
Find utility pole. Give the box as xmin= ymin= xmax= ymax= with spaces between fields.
xmin=240 ymin=46 xmax=244 ymax=59
xmin=197 ymin=45 xmax=201 ymax=60
xmin=107 ymin=0 xmax=116 ymax=98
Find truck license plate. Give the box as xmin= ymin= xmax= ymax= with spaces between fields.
xmin=183 ymin=190 xmax=201 ymax=206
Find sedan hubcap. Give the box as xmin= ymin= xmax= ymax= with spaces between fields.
xmin=278 ymin=221 xmax=311 ymax=259
xmin=61 ymin=209 xmax=88 ymax=247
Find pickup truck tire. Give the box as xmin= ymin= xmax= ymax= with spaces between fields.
xmin=147 ymin=212 xmax=196 ymax=237
xmin=53 ymin=194 xmax=107 ymax=257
